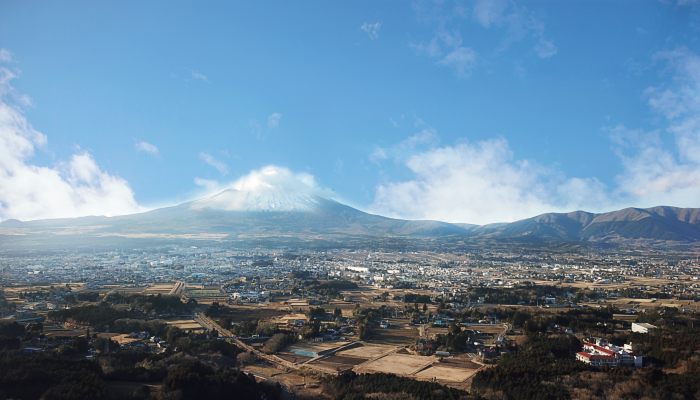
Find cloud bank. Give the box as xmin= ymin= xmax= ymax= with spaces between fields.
xmin=372 ymin=139 xmax=607 ymax=224
xmin=192 ymin=165 xmax=333 ymax=212
xmin=0 ymin=50 xmax=141 ymax=221
xmin=371 ymin=49 xmax=700 ymax=224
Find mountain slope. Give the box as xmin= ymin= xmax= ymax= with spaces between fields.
xmin=0 ymin=194 xmax=468 ymax=239
xmin=470 ymin=206 xmax=700 ymax=242
xmin=1 ymin=188 xmax=699 ymax=247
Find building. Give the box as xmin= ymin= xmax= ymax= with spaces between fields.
xmin=576 ymin=339 xmax=643 ymax=367
xmin=576 ymin=351 xmax=618 ymax=367
xmin=631 ymin=322 xmax=657 ymax=334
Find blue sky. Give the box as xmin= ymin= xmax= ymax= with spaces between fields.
xmin=2 ymin=0 xmax=700 ymax=224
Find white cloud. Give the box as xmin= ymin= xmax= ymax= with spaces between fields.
xmin=192 ymin=165 xmax=334 ymax=212
xmin=412 ymin=29 xmax=478 ymax=77
xmin=371 ymin=139 xmax=608 ymax=224
xmin=438 ymin=47 xmax=478 ymax=76
xmin=473 ymin=0 xmax=508 ymax=28
xmin=608 ymin=48 xmax=700 ymax=207
xmin=193 ymin=177 xmax=224 ymax=193
xmin=360 ymin=21 xmax=382 ymax=40
xmin=267 ymin=112 xmax=282 ymax=129
xmin=370 ymin=127 xmax=438 ymax=164
xmin=372 ymin=48 xmax=700 ymax=224
xmin=369 ymin=147 xmax=389 ymax=164
xmin=199 ymin=152 xmax=229 ymax=175
xmin=473 ymin=0 xmax=557 ymax=59
xmin=535 ymin=39 xmax=557 ymax=59
xmin=249 ymin=119 xmax=263 ymax=139
xmin=134 ymin=140 xmax=159 ymax=156
xmin=0 ymin=49 xmax=12 ymax=63
xmin=0 ymin=55 xmax=141 ymax=221
xmin=191 ymin=70 xmax=209 ymax=82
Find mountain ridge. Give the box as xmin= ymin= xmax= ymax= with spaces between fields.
xmin=1 ymin=194 xmax=699 ymax=245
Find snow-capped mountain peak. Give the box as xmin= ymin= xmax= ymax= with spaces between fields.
xmin=190 ymin=165 xmax=330 ymax=212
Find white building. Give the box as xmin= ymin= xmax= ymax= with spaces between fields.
xmin=631 ymin=322 xmax=657 ymax=334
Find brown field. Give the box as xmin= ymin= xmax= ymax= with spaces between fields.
xmin=143 ymin=284 xmax=175 ymax=295
xmin=218 ymin=304 xmax=289 ymax=322
xmin=357 ymin=353 xmax=434 ymax=375
xmin=99 ymin=333 xmax=141 ymax=345
xmin=463 ymin=323 xmax=507 ymax=335
xmin=414 ymin=365 xmax=478 ymax=382
xmin=438 ymin=356 xmax=483 ymax=370
xmin=320 ymin=354 xmax=368 ymax=366
xmin=371 ymin=322 xmax=419 ymax=345
xmin=613 ymin=314 xmax=638 ymax=322
xmin=242 ymin=364 xmax=325 ymax=399
xmin=337 ymin=343 xmax=396 ymax=359
xmin=166 ymin=319 xmax=205 ymax=332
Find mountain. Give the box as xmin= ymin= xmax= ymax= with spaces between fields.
xmin=471 ymin=206 xmax=700 ymax=242
xmin=1 ymin=182 xmax=699 ymax=249
xmin=0 ymin=187 xmax=467 ymax=248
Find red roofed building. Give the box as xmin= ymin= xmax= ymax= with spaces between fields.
xmin=576 ymin=338 xmax=643 ymax=367
xmin=576 ymin=351 xmax=618 ymax=367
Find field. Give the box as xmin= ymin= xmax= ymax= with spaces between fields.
xmin=414 ymin=365 xmax=478 ymax=382
xmin=215 ymin=304 xmax=290 ymax=322
xmin=182 ymin=287 xmax=227 ymax=303
xmin=370 ymin=319 xmax=419 ymax=345
xmin=143 ymin=283 xmax=176 ymax=295
xmin=356 ymin=353 xmax=435 ymax=375
xmin=165 ymin=319 xmax=206 ymax=332
xmin=287 ymin=341 xmax=347 ymax=358
xmin=337 ymin=343 xmax=395 ymax=359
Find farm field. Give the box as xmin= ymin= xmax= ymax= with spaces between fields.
xmin=414 ymin=365 xmax=478 ymax=382
xmin=356 ymin=353 xmax=435 ymax=375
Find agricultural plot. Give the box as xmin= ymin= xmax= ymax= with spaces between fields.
xmin=370 ymin=320 xmax=419 ymax=345
xmin=357 ymin=353 xmax=435 ymax=375
xmin=143 ymin=284 xmax=174 ymax=295
xmin=414 ymin=365 xmax=478 ymax=382
xmin=166 ymin=319 xmax=205 ymax=332
xmin=216 ymin=305 xmax=289 ymax=322
xmin=337 ymin=343 xmax=396 ymax=359
xmin=287 ymin=341 xmax=346 ymax=358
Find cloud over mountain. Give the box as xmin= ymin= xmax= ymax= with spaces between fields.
xmin=0 ymin=50 xmax=141 ymax=221
xmin=371 ymin=49 xmax=700 ymax=224
xmin=192 ymin=165 xmax=333 ymax=212
xmin=371 ymin=138 xmax=608 ymax=224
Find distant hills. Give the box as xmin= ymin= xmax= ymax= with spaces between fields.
xmin=467 ymin=206 xmax=700 ymax=242
xmin=1 ymin=185 xmax=699 ymax=249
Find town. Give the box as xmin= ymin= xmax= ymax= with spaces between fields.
xmin=1 ymin=245 xmax=699 ymax=399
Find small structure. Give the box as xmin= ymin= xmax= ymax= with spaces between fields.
xmin=631 ymin=322 xmax=657 ymax=334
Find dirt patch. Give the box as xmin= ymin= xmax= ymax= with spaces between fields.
xmin=357 ymin=353 xmax=434 ymax=375
xmin=414 ymin=365 xmax=478 ymax=382
xmin=337 ymin=344 xmax=395 ymax=359
xmin=321 ymin=354 xmax=367 ymax=366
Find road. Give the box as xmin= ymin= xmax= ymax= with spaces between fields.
xmin=169 ymin=281 xmax=185 ymax=296
xmin=194 ymin=313 xmax=299 ymax=371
